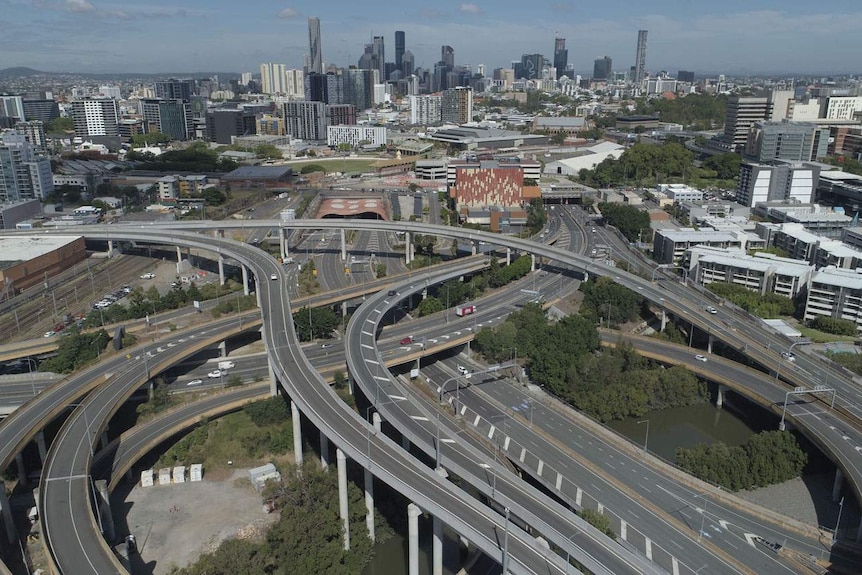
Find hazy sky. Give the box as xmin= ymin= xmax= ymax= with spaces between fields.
xmin=2 ymin=0 xmax=860 ymax=75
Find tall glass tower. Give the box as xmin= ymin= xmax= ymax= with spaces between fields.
xmin=308 ymin=17 xmax=323 ymax=74
xmin=634 ymin=29 xmax=648 ymax=84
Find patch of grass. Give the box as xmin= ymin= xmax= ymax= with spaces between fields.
xmin=796 ymin=325 xmax=858 ymax=344
xmin=158 ymin=408 xmax=293 ymax=472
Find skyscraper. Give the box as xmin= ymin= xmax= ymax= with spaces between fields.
xmin=395 ymin=31 xmax=405 ymax=70
xmin=593 ymin=57 xmax=613 ymax=80
xmin=634 ymin=29 xmax=648 ymax=85
xmin=0 ymin=132 xmax=53 ymax=202
xmin=553 ymin=38 xmax=569 ymax=80
xmin=308 ymin=17 xmax=323 ymax=74
xmin=260 ymin=63 xmax=287 ymax=94
xmin=372 ymin=36 xmax=385 ymax=82
xmin=441 ymin=46 xmax=455 ymax=70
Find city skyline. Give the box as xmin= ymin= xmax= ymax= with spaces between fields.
xmin=1 ymin=1 xmax=861 ymax=75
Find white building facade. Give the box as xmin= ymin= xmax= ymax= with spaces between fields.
xmin=326 ymin=125 xmax=386 ymax=148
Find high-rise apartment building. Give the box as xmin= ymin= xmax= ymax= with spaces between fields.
xmin=410 ymin=95 xmax=443 ymax=125
xmin=395 ymin=31 xmax=405 ymax=70
xmin=260 ymin=63 xmax=288 ymax=95
xmin=0 ymin=132 xmax=53 ymax=201
xmin=0 ymin=96 xmax=25 ymax=123
xmin=285 ymin=69 xmax=305 ymax=98
xmin=139 ymin=99 xmax=193 ymax=141
xmin=401 ymin=51 xmax=415 ymax=78
xmin=593 ymin=57 xmax=612 ymax=80
xmin=70 ymin=98 xmax=119 ymax=137
xmin=515 ymin=54 xmax=546 ymax=80
xmin=284 ymin=101 xmax=326 ymax=140
xmin=553 ymin=38 xmax=569 ymax=80
xmin=634 ymin=29 xmax=648 ymax=85
xmin=14 ymin=121 xmax=47 ymax=154
xmin=441 ymin=87 xmax=473 ymax=124
xmin=308 ymin=17 xmax=323 ymax=74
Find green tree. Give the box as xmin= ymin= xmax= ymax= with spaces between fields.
xmin=416 ymin=296 xmax=445 ymax=317
xmin=46 ymin=117 xmax=74 ymax=132
xmin=704 ymin=153 xmax=742 ymax=180
xmin=132 ymin=132 xmax=171 ymax=146
xmin=580 ymin=508 xmax=616 ymax=539
xmin=293 ymin=306 xmax=339 ymax=341
xmin=244 ymin=396 xmax=291 ymax=427
xmin=597 ymin=203 xmax=651 ymax=242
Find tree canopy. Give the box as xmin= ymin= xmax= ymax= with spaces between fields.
xmin=597 ymin=203 xmax=651 ymax=243
xmin=705 ymin=283 xmax=795 ymax=318
xmin=635 ymin=93 xmax=728 ymax=130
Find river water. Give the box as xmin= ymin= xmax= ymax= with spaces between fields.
xmin=606 ymin=399 xmax=771 ymax=463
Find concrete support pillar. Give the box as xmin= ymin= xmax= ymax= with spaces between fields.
xmin=716 ymin=384 xmax=726 ymax=409
xmin=218 ymin=255 xmax=225 ymax=286
xmin=241 ymin=265 xmax=250 ymax=296
xmin=408 ymin=503 xmax=421 ymax=575
xmin=660 ymin=310 xmax=667 ymax=332
xmin=372 ymin=411 xmax=382 ymax=433
xmin=471 ymin=242 xmax=477 ymax=256
xmin=218 ymin=341 xmax=227 ymax=358
xmin=410 ymin=241 xmax=415 ymax=263
xmin=708 ymin=334 xmax=715 ymax=354
xmin=15 ymin=453 xmax=26 ymax=487
xmin=267 ymin=360 xmax=278 ymax=397
xmin=337 ymin=449 xmax=350 ymax=550
xmin=342 ymin=301 xmax=347 ymax=318
xmin=365 ymin=467 xmax=375 ymax=542
xmin=433 ymin=515 xmax=443 ymax=575
xmin=833 ymin=468 xmax=844 ymax=502
xmin=101 ymin=430 xmax=109 ymax=451
xmin=107 ymin=240 xmax=115 ymax=258
xmin=405 ymin=232 xmax=411 ymax=265
xmin=36 ymin=431 xmax=47 ymax=463
xmin=531 ymin=253 xmax=536 ymax=272
xmin=291 ymin=400 xmax=303 ymax=467
xmin=320 ymin=432 xmax=330 ymax=470
xmin=176 ymin=246 xmax=183 ymax=274
xmin=184 ymin=247 xmax=192 ymax=267
xmin=95 ymin=479 xmax=115 ymax=542
xmin=506 ymin=247 xmax=511 ymax=266
xmin=0 ymin=484 xmax=17 ymax=544
xmin=279 ymin=228 xmax=287 ymax=261
xmin=340 ymin=229 xmax=347 ymax=261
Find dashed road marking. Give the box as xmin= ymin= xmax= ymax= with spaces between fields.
xmin=645 ymin=538 xmax=652 ymax=560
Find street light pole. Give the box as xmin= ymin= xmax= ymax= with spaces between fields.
xmin=637 ymin=419 xmax=649 ymax=456
xmin=833 ymin=496 xmax=844 ymax=546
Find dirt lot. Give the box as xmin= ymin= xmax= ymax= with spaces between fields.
xmin=112 ymin=468 xmax=279 ymax=574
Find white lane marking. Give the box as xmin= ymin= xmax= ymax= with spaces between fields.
xmin=576 ymin=488 xmax=583 ymax=506
xmin=459 ymin=405 xmax=467 ymax=416
xmin=388 ymin=395 xmax=406 ymax=401
xmin=365 ymin=318 xmax=375 ymax=324
xmin=519 ymin=447 xmax=526 ymax=462
xmin=488 ymin=426 xmax=495 ymax=440
xmin=410 ymin=416 xmax=429 ymax=422
xmin=373 ymin=376 xmax=389 ymax=382
xmin=361 ymin=344 xmax=374 ymax=350
xmin=719 ymin=520 xmax=731 ymax=529
xmin=537 ymin=460 xmax=544 ymax=477
xmin=642 ymin=485 xmax=652 ymax=494
xmin=620 ymin=520 xmax=627 ymax=541
xmin=472 ymin=415 xmax=481 ymax=427
xmin=503 ymin=437 xmax=510 ymax=451
xmin=597 ymin=503 xmax=604 ymax=514
xmin=672 ymin=557 xmax=679 ymax=575
xmin=744 ymin=533 xmax=758 ymax=547
xmin=362 ymin=330 xmax=374 ymax=336
xmin=555 ymin=472 xmax=562 ymax=490
xmin=645 ymin=538 xmax=653 ymax=560
xmin=364 ymin=358 xmax=379 ymax=364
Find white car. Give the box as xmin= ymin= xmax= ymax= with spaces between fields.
xmin=187 ymin=379 xmax=203 ymax=386
xmin=694 ymin=354 xmax=708 ymax=362
xmin=270 ymin=274 xmax=278 ymax=280
xmin=140 ymin=272 xmax=156 ymax=279
xmin=705 ymin=306 xmax=718 ymax=314
xmin=43 ymin=331 xmax=56 ymax=338
xmin=207 ymin=370 xmax=225 ymax=378
xmin=781 ymin=352 xmax=796 ymax=362
xmin=457 ymin=365 xmax=469 ymax=375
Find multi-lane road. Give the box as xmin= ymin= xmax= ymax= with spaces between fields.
xmin=5 ymin=210 xmax=862 ymax=572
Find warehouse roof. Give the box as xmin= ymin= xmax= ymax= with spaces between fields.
xmin=0 ymin=236 xmax=82 ymax=270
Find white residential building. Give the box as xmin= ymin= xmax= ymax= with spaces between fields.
xmin=327 ymin=125 xmax=386 ymax=148
xmin=410 ymin=95 xmax=442 ymax=125
xmin=688 ymin=246 xmax=813 ymax=298
xmin=825 ymin=97 xmax=862 ymax=121
xmin=804 ymin=267 xmax=862 ymax=332
xmin=657 ymin=183 xmax=703 ymax=203
xmin=260 ymin=63 xmax=287 ymax=95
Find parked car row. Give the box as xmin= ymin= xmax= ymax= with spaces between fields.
xmin=92 ymin=286 xmax=131 ymax=310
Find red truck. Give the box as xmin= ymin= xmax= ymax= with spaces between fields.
xmin=455 ymin=305 xmax=476 ymax=317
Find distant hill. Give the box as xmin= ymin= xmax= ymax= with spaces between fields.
xmin=0 ymin=67 xmax=45 ymax=79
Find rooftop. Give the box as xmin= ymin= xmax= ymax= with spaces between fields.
xmin=223 ymin=165 xmax=293 ymax=181
xmin=0 ymin=235 xmax=82 ymax=269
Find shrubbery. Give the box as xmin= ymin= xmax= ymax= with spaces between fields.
xmin=705 ymin=282 xmax=795 ymax=318
xmin=676 ymin=430 xmax=807 ymax=491
xmin=809 ymin=316 xmax=857 ymax=336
